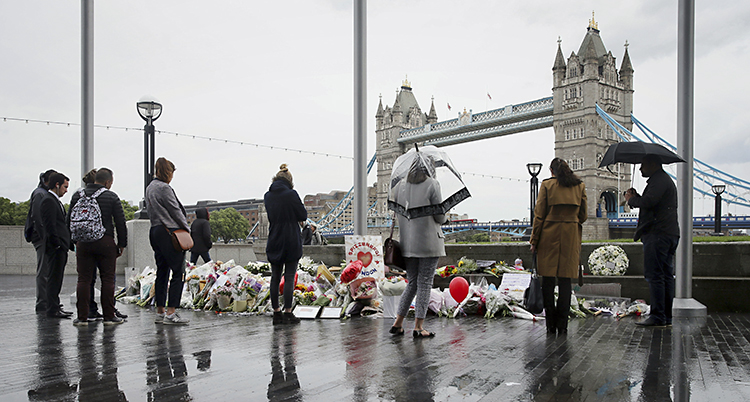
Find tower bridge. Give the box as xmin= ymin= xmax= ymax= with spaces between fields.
xmin=313 ymin=16 xmax=748 ymax=239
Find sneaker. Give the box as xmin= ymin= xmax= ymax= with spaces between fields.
xmin=88 ymin=311 xmax=104 ymax=322
xmin=114 ymin=309 xmax=128 ymax=319
xmin=103 ymin=316 xmax=125 ymax=326
xmin=163 ymin=313 xmax=190 ymax=325
xmin=282 ymin=312 xmax=300 ymax=324
xmin=73 ymin=319 xmax=88 ymax=327
xmin=155 ymin=312 xmax=165 ymax=324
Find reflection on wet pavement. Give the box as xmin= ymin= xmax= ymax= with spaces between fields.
xmin=2 ymin=276 xmax=750 ymax=401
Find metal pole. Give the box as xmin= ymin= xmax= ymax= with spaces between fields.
xmin=353 ymin=0 xmax=367 ymax=236
xmin=143 ymin=122 xmax=150 ymax=193
xmin=149 ymin=120 xmax=155 ymax=183
xmin=673 ymin=0 xmax=706 ymax=317
xmin=81 ymin=0 xmax=94 ymax=185
xmin=714 ymin=194 xmax=721 ymax=234
xmin=530 ymin=176 xmax=538 ymax=225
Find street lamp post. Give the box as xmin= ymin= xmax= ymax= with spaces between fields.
xmin=711 ymin=184 xmax=725 ymax=235
xmin=134 ymin=96 xmax=162 ymax=219
xmin=527 ymin=163 xmax=543 ymax=225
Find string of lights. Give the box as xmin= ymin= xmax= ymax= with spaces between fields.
xmin=1 ymin=116 xmax=354 ymax=160
xmin=4 ymin=115 xmax=535 ymax=182
xmin=461 ymin=172 xmax=529 ymax=182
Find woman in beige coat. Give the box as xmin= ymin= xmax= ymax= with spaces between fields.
xmin=530 ymin=158 xmax=587 ymax=335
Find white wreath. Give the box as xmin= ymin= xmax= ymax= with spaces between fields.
xmin=588 ymin=245 xmax=629 ymax=276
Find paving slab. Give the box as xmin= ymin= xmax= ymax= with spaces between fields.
xmin=1 ymin=275 xmax=749 ymax=401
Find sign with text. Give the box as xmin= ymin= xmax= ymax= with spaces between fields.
xmin=344 ymin=235 xmax=384 ymax=279
xmin=498 ymin=272 xmax=532 ymax=301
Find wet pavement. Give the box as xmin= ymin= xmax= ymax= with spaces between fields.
xmin=1 ymin=275 xmax=749 ymax=402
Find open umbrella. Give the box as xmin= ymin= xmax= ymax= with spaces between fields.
xmin=598 ymin=142 xmax=686 ymax=167
xmin=388 ymin=145 xmax=470 ymax=219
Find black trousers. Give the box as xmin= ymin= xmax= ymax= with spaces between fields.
xmin=541 ymin=276 xmax=572 ymax=331
xmin=45 ymin=247 xmax=68 ymax=316
xmin=150 ymin=226 xmax=186 ymax=308
xmin=34 ymin=241 xmax=49 ymax=312
xmin=270 ymin=260 xmax=298 ymax=311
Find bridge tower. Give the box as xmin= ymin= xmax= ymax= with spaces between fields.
xmin=552 ymin=14 xmax=634 ymax=236
xmin=374 ymin=79 xmax=437 ymax=221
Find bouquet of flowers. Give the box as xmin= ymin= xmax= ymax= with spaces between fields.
xmin=436 ymin=265 xmax=458 ymax=277
xmin=456 ymin=256 xmax=478 ymax=274
xmin=588 ymin=245 xmax=629 ymax=276
xmin=350 ymin=278 xmax=377 ymax=300
xmin=298 ymin=256 xmax=318 ymax=276
xmin=215 ymin=285 xmax=233 ymax=297
xmin=295 ymin=291 xmax=317 ymax=305
xmin=244 ymin=261 xmax=271 ymax=275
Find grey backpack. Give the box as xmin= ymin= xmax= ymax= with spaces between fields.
xmin=70 ymin=187 xmax=107 ymax=242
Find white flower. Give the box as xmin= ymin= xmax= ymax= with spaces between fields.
xmin=588 ymin=245 xmax=629 ymax=276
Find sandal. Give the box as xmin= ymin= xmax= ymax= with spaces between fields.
xmin=413 ymin=330 xmax=435 ymax=338
xmin=389 ymin=326 xmax=404 ymax=336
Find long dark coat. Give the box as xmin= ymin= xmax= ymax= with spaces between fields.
xmin=190 ymin=207 xmax=212 ymax=253
xmin=264 ymin=179 xmax=307 ymax=264
xmin=530 ymin=178 xmax=587 ymax=278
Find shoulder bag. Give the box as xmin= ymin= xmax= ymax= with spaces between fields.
xmin=383 ymin=218 xmax=404 ymax=269
xmin=523 ymin=252 xmax=544 ymax=315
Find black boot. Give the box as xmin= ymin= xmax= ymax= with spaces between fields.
xmin=282 ymin=312 xmax=300 ymax=324
xmin=272 ymin=311 xmax=283 ymax=326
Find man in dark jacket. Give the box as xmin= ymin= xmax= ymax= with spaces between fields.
xmin=38 ymin=172 xmax=72 ymax=319
xmin=190 ymin=207 xmax=212 ymax=264
xmin=25 ymin=169 xmax=58 ymax=314
xmin=624 ymin=155 xmax=679 ymax=327
xmin=68 ymin=168 xmax=128 ymax=326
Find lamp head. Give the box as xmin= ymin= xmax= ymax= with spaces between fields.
xmin=711 ymin=184 xmax=726 ymax=196
xmin=137 ymin=96 xmax=163 ymax=122
xmin=527 ymin=163 xmax=543 ymax=177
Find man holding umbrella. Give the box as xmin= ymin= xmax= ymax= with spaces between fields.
xmin=623 ymin=154 xmax=679 ymax=327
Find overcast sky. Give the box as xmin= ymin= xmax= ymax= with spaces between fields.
xmin=1 ymin=1 xmax=748 ymax=221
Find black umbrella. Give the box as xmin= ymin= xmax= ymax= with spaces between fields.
xmin=598 ymin=142 xmax=686 ymax=167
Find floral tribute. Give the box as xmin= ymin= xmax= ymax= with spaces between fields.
xmin=588 ymin=245 xmax=629 ymax=276
xmin=114 ymin=252 xmax=651 ymax=323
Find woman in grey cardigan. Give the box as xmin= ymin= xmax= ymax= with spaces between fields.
xmin=389 ymin=159 xmax=446 ymax=338
xmin=145 ymin=157 xmax=190 ymax=325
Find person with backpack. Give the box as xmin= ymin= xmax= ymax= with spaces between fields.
xmin=67 ymin=167 xmax=128 ymax=326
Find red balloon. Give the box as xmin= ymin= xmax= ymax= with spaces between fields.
xmin=449 ymin=277 xmax=469 ymax=303
xmin=279 ymin=272 xmax=299 ymax=295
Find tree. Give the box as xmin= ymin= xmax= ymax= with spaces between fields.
xmin=0 ymin=198 xmax=30 ymax=225
xmin=209 ymin=208 xmax=250 ymax=244
xmin=121 ymin=200 xmax=139 ymax=221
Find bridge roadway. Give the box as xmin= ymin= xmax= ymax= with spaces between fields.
xmin=322 ymin=216 xmax=750 ymax=237
xmin=2 ymin=275 xmax=749 ymax=401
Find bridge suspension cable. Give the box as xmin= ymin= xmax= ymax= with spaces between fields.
xmin=595 ymin=104 xmax=750 ymax=209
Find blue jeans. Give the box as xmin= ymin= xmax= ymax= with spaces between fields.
xmin=642 ymin=233 xmax=679 ymax=324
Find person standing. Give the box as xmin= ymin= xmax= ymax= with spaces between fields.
xmin=624 ymin=154 xmax=679 ymax=327
xmin=264 ymin=164 xmax=307 ymax=325
xmin=146 ymin=157 xmax=190 ymax=325
xmin=25 ymin=169 xmax=61 ymax=314
xmin=530 ymin=158 xmax=587 ymax=335
xmin=301 ymin=222 xmax=313 ymax=246
xmin=389 ymin=157 xmax=446 ymax=338
xmin=68 ymin=168 xmax=127 ymax=326
xmin=189 ymin=207 xmax=212 ymax=264
xmin=38 ymin=172 xmax=73 ymax=319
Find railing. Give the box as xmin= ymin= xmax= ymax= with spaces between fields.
xmin=608 ymin=215 xmax=750 ymax=229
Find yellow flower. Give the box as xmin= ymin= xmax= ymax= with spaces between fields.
xmin=458 ymin=261 xmax=464 ymax=267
